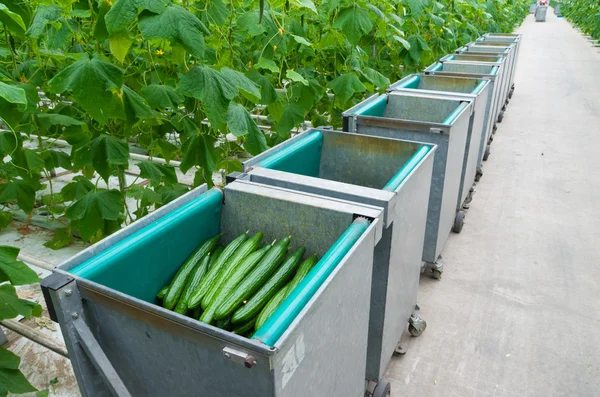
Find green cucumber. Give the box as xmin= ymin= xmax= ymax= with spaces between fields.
xmin=232 ymin=246 xmax=305 ymax=325
xmin=208 ymin=246 xmax=224 ymax=270
xmin=201 ymin=232 xmax=264 ymax=310
xmin=192 ymin=307 xmax=202 ymax=319
xmin=255 ymin=254 xmax=317 ymax=329
xmin=215 ymin=316 xmax=232 ymax=331
xmin=188 ymin=232 xmax=249 ymax=309
xmin=211 ymin=245 xmax=272 ymax=321
xmin=232 ymin=319 xmax=255 ymax=336
xmin=199 ymin=302 xmax=217 ymax=324
xmin=173 ymin=254 xmax=212 ymax=314
xmin=157 ymin=286 xmax=169 ymax=301
xmin=215 ymin=237 xmax=291 ymax=321
xmin=163 ymin=234 xmax=221 ymax=310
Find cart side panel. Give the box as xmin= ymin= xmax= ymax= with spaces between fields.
xmin=271 ymin=221 xmax=378 ymax=397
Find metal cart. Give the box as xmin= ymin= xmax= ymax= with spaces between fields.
xmin=389 ymin=73 xmax=492 ymax=190
xmin=478 ymin=34 xmax=523 ymax=99
xmin=536 ymin=5 xmax=548 ymax=21
xmin=239 ymin=128 xmax=435 ymax=394
xmin=42 ymin=181 xmax=385 ymax=397
xmin=343 ymin=91 xmax=473 ymax=279
xmin=423 ymin=61 xmax=502 ymax=169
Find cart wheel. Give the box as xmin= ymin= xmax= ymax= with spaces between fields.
xmin=489 ymin=134 xmax=494 ymax=143
xmin=497 ymin=111 xmax=504 ymax=123
xmin=408 ymin=321 xmax=427 ymax=337
xmin=493 ymin=124 xmax=498 ymax=133
xmin=483 ymin=145 xmax=491 ymax=161
xmin=475 ymin=170 xmax=483 ymax=182
xmin=509 ymin=88 xmax=514 ymax=99
xmin=452 ymin=210 xmax=465 ymax=233
xmin=373 ymin=381 xmax=391 ymax=397
xmin=432 ymin=269 xmax=442 ymax=280
xmin=394 ymin=342 xmax=407 ymax=356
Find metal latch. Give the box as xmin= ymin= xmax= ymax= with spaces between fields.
xmin=222 ymin=347 xmax=257 ymax=368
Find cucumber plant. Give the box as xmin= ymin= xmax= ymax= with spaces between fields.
xmin=559 ymin=0 xmax=600 ymax=39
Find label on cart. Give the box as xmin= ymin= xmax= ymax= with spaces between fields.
xmin=281 ymin=333 xmax=306 ymax=390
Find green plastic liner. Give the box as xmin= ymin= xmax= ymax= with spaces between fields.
xmin=252 ymin=218 xmax=370 ymax=346
xmin=383 ymin=145 xmax=430 ymax=192
xmin=258 ymin=131 xmax=323 ymax=177
xmin=443 ymin=102 xmax=469 ymax=125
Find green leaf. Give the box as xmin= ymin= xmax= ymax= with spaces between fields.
xmin=178 ymin=66 xmax=237 ymax=127
xmin=254 ymin=58 xmax=279 ymax=73
xmin=407 ymin=34 xmax=429 ymax=63
xmin=73 ymin=135 xmax=130 ymax=182
xmin=156 ymin=184 xmax=189 ymax=205
xmin=0 ymin=245 xmax=39 ymax=285
xmin=0 ymin=180 xmax=36 ymax=213
xmin=26 ymin=4 xmax=61 ymax=38
xmin=0 ymin=4 xmax=25 ymax=32
xmin=237 ymin=11 xmax=266 ymax=37
xmin=393 ymin=34 xmax=411 ymax=50
xmin=94 ymin=1 xmax=110 ymax=41
xmin=221 ymin=68 xmax=261 ymax=103
xmin=138 ymin=5 xmax=209 ymax=59
xmin=291 ymin=34 xmax=312 ymax=46
xmin=48 ymin=54 xmax=125 ymax=123
xmin=157 ymin=139 xmax=179 ymax=163
xmin=127 ymin=184 xmax=162 ymax=204
xmin=141 ymin=84 xmax=184 ymax=109
xmin=0 ymin=82 xmax=26 ymax=105
xmin=405 ymin=0 xmax=425 ymax=17
xmin=0 ymin=131 xmax=16 ymax=156
xmin=0 ymin=212 xmax=11 ymax=230
xmin=333 ymin=5 xmax=373 ymax=45
xmin=179 ymin=134 xmax=217 ymax=174
xmin=61 ymin=176 xmax=95 ymax=201
xmin=246 ymin=70 xmax=278 ymax=105
xmin=207 ymin=0 xmax=228 ymax=25
xmin=137 ymin=160 xmax=177 ymax=185
xmin=360 ymin=67 xmax=390 ymax=89
xmin=122 ymin=85 xmax=153 ymax=123
xmin=0 ymin=283 xmax=42 ymax=320
xmin=43 ymin=228 xmax=72 ymax=250
xmin=65 ymin=189 xmax=124 ymax=241
xmin=286 ymin=70 xmax=308 ymax=86
xmin=292 ymin=0 xmax=317 ymax=13
xmin=42 ymin=150 xmax=72 ymax=171
xmin=104 ymin=0 xmax=170 ymax=35
xmin=0 ymin=347 xmax=37 ymax=396
xmin=12 ymin=148 xmax=45 ymax=174
xmin=274 ymin=103 xmax=304 ymax=136
xmin=109 ymin=32 xmax=133 ymax=63
xmin=216 ymin=158 xmax=242 ymax=173
xmin=37 ymin=390 xmax=50 ymax=397
xmin=327 ymin=73 xmax=366 ymax=104
xmin=36 ymin=113 xmax=84 ymax=127
xmin=226 ymin=103 xmax=268 ymax=155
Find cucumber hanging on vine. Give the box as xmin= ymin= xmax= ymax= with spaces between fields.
xmin=259 ymin=0 xmax=265 ymax=25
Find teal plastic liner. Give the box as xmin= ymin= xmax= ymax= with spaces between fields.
xmin=443 ymin=102 xmax=469 ymax=125
xmin=429 ymin=63 xmax=443 ymax=72
xmin=70 ymin=189 xmax=223 ymax=303
xmin=383 ymin=145 xmax=430 ymax=192
xmin=393 ymin=75 xmax=420 ymax=89
xmin=473 ymin=80 xmax=487 ymax=95
xmin=353 ymin=96 xmax=387 ymax=117
xmin=252 ymin=218 xmax=370 ymax=346
xmin=258 ymin=131 xmax=323 ymax=177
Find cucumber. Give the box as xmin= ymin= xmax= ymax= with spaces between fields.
xmin=163 ymin=234 xmax=221 ymax=310
xmin=156 ymin=286 xmax=169 ymax=300
xmin=188 ymin=232 xmax=249 ymax=309
xmin=201 ymin=232 xmax=264 ymax=310
xmin=199 ymin=302 xmax=217 ymax=324
xmin=255 ymin=254 xmax=317 ymax=329
xmin=211 ymin=245 xmax=272 ymax=321
xmin=173 ymin=254 xmax=212 ymax=314
xmin=232 ymin=319 xmax=255 ymax=336
xmin=232 ymin=246 xmax=305 ymax=325
xmin=208 ymin=246 xmax=224 ymax=270
xmin=215 ymin=237 xmax=291 ymax=321
xmin=215 ymin=316 xmax=232 ymax=331
xmin=192 ymin=306 xmax=202 ymax=319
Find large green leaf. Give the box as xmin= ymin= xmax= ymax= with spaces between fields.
xmin=0 ymin=212 xmax=11 ymax=231
xmin=137 ymin=160 xmax=177 ymax=185
xmin=26 ymin=4 xmax=61 ymax=38
xmin=41 ymin=150 xmax=72 ymax=171
xmin=0 ymin=82 xmax=26 ymax=106
xmin=48 ymin=54 xmax=125 ymax=123
xmin=246 ymin=70 xmax=278 ymax=105
xmin=138 ymin=5 xmax=209 ymax=59
xmin=274 ymin=103 xmax=305 ymax=136
xmin=207 ymin=0 xmax=228 ymax=25
xmin=61 ymin=176 xmax=95 ymax=201
xmin=109 ymin=32 xmax=133 ymax=63
xmin=0 ymin=4 xmax=25 ymax=33
xmin=179 ymin=134 xmax=217 ymax=174
xmin=178 ymin=66 xmax=238 ymax=127
xmin=73 ymin=135 xmax=130 ymax=182
xmin=43 ymin=228 xmax=72 ymax=250
xmin=12 ymin=148 xmax=45 ymax=174
xmin=226 ymin=103 xmax=268 ymax=155
xmin=237 ymin=11 xmax=267 ymax=36
xmin=65 ymin=189 xmax=124 ymax=241
xmin=220 ymin=68 xmax=261 ymax=103
xmin=0 ymin=283 xmax=42 ymax=321
xmin=326 ymin=72 xmax=366 ymax=104
xmin=104 ymin=0 xmax=170 ymax=35
xmin=405 ymin=0 xmax=426 ymax=17
xmin=0 ymin=0 xmax=30 ymax=37
xmin=122 ymin=85 xmax=153 ymax=123
xmin=0 ymin=180 xmax=36 ymax=213
xmin=141 ymin=84 xmax=184 ymax=109
xmin=407 ymin=34 xmax=430 ymax=63
xmin=360 ymin=67 xmax=391 ymax=89
xmin=0 ymin=347 xmax=37 ymax=396
xmin=0 ymin=246 xmax=39 ymax=285
xmin=36 ymin=113 xmax=84 ymax=127
xmin=333 ymin=5 xmax=373 ymax=45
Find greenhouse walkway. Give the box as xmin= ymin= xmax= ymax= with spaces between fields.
xmin=385 ymin=9 xmax=600 ymax=397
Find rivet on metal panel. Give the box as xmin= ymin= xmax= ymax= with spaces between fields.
xmin=244 ymin=356 xmax=257 ymax=368
xmin=72 ymin=312 xmax=79 ymax=320
xmin=65 ymin=289 xmax=73 ymax=297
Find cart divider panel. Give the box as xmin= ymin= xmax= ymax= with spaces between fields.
xmin=70 ymin=189 xmax=223 ymax=302
xmin=253 ymin=217 xmax=371 ymax=346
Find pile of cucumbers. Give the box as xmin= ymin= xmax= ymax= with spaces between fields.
xmin=156 ymin=231 xmax=318 ymax=338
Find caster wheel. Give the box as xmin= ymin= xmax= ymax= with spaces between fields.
xmin=475 ymin=170 xmax=483 ymax=182
xmin=432 ymin=269 xmax=442 ymax=279
xmin=497 ymin=111 xmax=504 ymax=123
xmin=483 ymin=145 xmax=491 ymax=161
xmin=489 ymin=134 xmax=494 ymax=143
xmin=394 ymin=343 xmax=407 ymax=356
xmin=452 ymin=210 xmax=465 ymax=233
xmin=509 ymin=88 xmax=514 ymax=99
xmin=408 ymin=320 xmax=427 ymax=337
xmin=493 ymin=124 xmax=498 ymax=133
xmin=373 ymin=381 xmax=391 ymax=397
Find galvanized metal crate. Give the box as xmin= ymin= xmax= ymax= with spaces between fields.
xmin=240 ymin=128 xmax=435 ymax=390
xmin=42 ymin=181 xmax=384 ymax=397
xmin=343 ymin=91 xmax=473 ymax=278
xmin=478 ymin=34 xmax=523 ymax=98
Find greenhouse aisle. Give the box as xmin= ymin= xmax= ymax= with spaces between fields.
xmin=385 ymin=10 xmax=600 ymax=397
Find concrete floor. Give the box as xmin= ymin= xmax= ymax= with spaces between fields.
xmin=385 ymin=10 xmax=600 ymax=397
